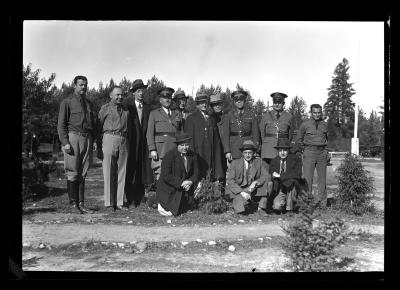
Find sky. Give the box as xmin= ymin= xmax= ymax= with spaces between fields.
xmin=23 ymin=21 xmax=385 ymax=114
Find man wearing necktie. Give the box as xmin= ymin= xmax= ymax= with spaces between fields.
xmin=147 ymin=87 xmax=180 ymax=181
xmin=156 ymin=132 xmax=199 ymax=216
xmin=226 ymin=140 xmax=269 ymax=215
xmin=259 ymin=92 xmax=293 ymax=178
xmin=123 ymin=79 xmax=154 ymax=207
xmin=172 ymin=89 xmax=189 ymax=132
xmin=266 ymin=138 xmax=303 ymax=214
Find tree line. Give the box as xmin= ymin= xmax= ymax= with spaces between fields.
xmin=22 ymin=58 xmax=384 ymax=153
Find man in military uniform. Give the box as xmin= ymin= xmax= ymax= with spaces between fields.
xmin=146 ymin=87 xmax=180 ymax=180
xmin=172 ymin=88 xmax=189 ymax=132
xmin=221 ymin=89 xmax=259 ymax=166
xmin=259 ymin=92 xmax=293 ymax=174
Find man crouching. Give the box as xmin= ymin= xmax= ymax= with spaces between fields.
xmin=156 ymin=132 xmax=199 ymax=216
xmin=226 ymin=140 xmax=269 ymax=216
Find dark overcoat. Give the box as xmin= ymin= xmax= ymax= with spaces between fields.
xmin=184 ymin=109 xmax=225 ymax=180
xmin=156 ymin=148 xmax=199 ymax=216
xmin=269 ymin=153 xmax=302 ymax=188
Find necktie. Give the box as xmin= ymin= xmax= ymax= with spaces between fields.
xmin=138 ymin=102 xmax=143 ymax=109
xmin=276 ymin=111 xmax=280 ymax=120
xmin=182 ymin=154 xmax=187 ymax=171
xmin=168 ymin=109 xmax=171 ymax=117
xmin=280 ymin=160 xmax=286 ymax=174
xmin=137 ymin=102 xmax=143 ymax=124
xmin=246 ymin=161 xmax=251 ymax=185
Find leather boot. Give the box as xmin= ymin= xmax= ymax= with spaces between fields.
xmin=78 ymin=180 xmax=94 ymax=214
xmin=67 ymin=180 xmax=75 ymax=205
xmin=69 ymin=181 xmax=83 ymax=214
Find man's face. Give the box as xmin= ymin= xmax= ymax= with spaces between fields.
xmin=234 ymin=98 xmax=245 ymax=110
xmin=197 ymin=101 xmax=208 ymax=113
xmin=211 ymin=102 xmax=223 ymax=113
xmin=133 ymin=88 xmax=144 ymax=102
xmin=110 ymin=87 xmax=124 ymax=105
xmin=177 ymin=142 xmax=189 ymax=154
xmin=74 ymin=79 xmax=88 ymax=96
xmin=178 ymin=98 xmax=187 ymax=110
xmin=311 ymin=107 xmax=322 ymax=121
xmin=273 ymin=101 xmax=284 ymax=111
xmin=160 ymin=96 xmax=171 ymax=108
xmin=242 ymin=149 xmax=255 ymax=162
xmin=278 ymin=149 xmax=289 ymax=159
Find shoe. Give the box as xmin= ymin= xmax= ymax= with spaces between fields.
xmin=71 ymin=204 xmax=83 ymax=214
xmin=78 ymin=202 xmax=94 ymax=214
xmin=116 ymin=205 xmax=129 ymax=211
xmin=256 ymin=208 xmax=269 ymax=217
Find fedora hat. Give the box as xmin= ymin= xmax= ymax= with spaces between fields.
xmin=195 ymin=91 xmax=208 ymax=102
xmin=174 ymin=132 xmax=192 ymax=144
xmin=239 ymin=140 xmax=257 ymax=152
xmin=130 ymin=79 xmax=148 ymax=92
xmin=274 ymin=138 xmax=291 ymax=149
xmin=270 ymin=92 xmax=288 ymax=103
xmin=158 ymin=87 xmax=175 ymax=98
xmin=231 ymin=90 xmax=248 ymax=100
xmin=173 ymin=89 xmax=188 ymax=99
xmin=209 ymin=93 xmax=223 ymax=104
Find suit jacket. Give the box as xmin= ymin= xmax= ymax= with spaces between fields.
xmin=146 ymin=107 xmax=180 ymax=159
xmin=226 ymin=157 xmax=267 ymax=197
xmin=156 ymin=148 xmax=199 ymax=216
xmin=269 ymin=153 xmax=302 ymax=187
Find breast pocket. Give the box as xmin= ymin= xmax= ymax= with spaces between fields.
xmin=70 ymin=107 xmax=82 ymax=124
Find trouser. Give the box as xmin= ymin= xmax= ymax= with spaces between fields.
xmin=232 ymin=188 xmax=268 ymax=214
xmin=302 ymin=148 xmax=328 ymax=206
xmin=151 ymin=159 xmax=162 ymax=181
xmin=266 ymin=180 xmax=297 ymax=211
xmin=102 ymin=134 xmax=129 ymax=207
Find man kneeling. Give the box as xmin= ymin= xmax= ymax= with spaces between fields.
xmin=156 ymin=132 xmax=199 ymax=216
xmin=226 ymin=140 xmax=268 ymax=215
xmin=266 ymin=138 xmax=302 ymax=213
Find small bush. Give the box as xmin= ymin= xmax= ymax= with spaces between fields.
xmin=333 ymin=153 xmax=375 ymax=215
xmin=194 ymin=172 xmax=231 ymax=214
xmin=281 ymin=192 xmax=351 ymax=272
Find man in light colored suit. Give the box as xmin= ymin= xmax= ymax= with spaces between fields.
xmin=146 ymin=87 xmax=181 ymax=180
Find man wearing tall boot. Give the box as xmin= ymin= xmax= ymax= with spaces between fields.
xmin=57 ymin=75 xmax=97 ymax=214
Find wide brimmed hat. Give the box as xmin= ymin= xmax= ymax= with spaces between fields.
xmin=239 ymin=140 xmax=257 ymax=152
xmin=270 ymin=92 xmax=288 ymax=103
xmin=209 ymin=93 xmax=223 ymax=104
xmin=195 ymin=91 xmax=208 ymax=102
xmin=158 ymin=87 xmax=175 ymax=98
xmin=274 ymin=138 xmax=291 ymax=149
xmin=173 ymin=89 xmax=188 ymax=99
xmin=231 ymin=90 xmax=248 ymax=100
xmin=130 ymin=79 xmax=148 ymax=92
xmin=174 ymin=132 xmax=192 ymax=144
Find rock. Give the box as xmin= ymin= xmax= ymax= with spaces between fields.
xmin=228 ymin=245 xmax=235 ymax=252
xmin=128 ymin=221 xmax=133 ymax=224
xmin=237 ymin=238 xmax=243 ymax=241
xmin=258 ymin=220 xmax=262 ymax=222
xmin=101 ymin=241 xmax=108 ymax=245
xmin=212 ymin=223 xmax=216 ymax=226
xmin=208 ymin=241 xmax=216 ymax=246
xmin=23 ymin=242 xmax=31 ymax=247
xmin=181 ymin=241 xmax=189 ymax=246
xmin=112 ymin=242 xmax=117 ymax=246
xmin=130 ymin=241 xmax=137 ymax=245
xmin=238 ymin=219 xmax=245 ymax=223
xmin=117 ymin=243 xmax=125 ymax=248
xmin=228 ymin=220 xmax=232 ymax=223
xmin=86 ymin=219 xmax=92 ymax=223
xmin=39 ymin=243 xmax=45 ymax=249
xmin=258 ymin=238 xmax=264 ymax=241
xmin=196 ymin=239 xmax=202 ymax=243
xmin=167 ymin=219 xmax=172 ymax=224
xmin=265 ymin=237 xmax=272 ymax=240
xmin=172 ymin=225 xmax=176 ymax=227
xmin=136 ymin=242 xmax=147 ymax=252
xmin=33 ymin=203 xmax=36 ymax=207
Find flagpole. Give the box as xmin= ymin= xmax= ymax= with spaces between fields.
xmin=351 ymin=27 xmax=360 ymax=156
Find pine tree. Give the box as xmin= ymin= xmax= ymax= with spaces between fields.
xmin=287 ymin=96 xmax=308 ymax=132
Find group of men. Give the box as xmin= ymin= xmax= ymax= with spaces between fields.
xmin=57 ymin=75 xmax=329 ymax=216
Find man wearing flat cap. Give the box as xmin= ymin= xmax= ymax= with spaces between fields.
xmin=225 ymin=140 xmax=269 ymax=215
xmin=184 ymin=91 xmax=225 ymax=181
xmin=146 ymin=87 xmax=181 ymax=181
xmin=172 ymin=88 xmax=190 ymax=132
xmin=266 ymin=138 xmax=303 ymax=214
xmin=221 ymin=89 xmax=260 ymax=166
xmin=259 ymin=92 xmax=293 ymax=175
xmin=156 ymin=132 xmax=199 ymax=216
xmin=123 ymin=79 xmax=153 ymax=206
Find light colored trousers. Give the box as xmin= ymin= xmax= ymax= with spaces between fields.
xmin=302 ymin=148 xmax=327 ymax=206
xmin=63 ymin=132 xmax=93 ymax=182
xmin=102 ymin=134 xmax=129 ymax=206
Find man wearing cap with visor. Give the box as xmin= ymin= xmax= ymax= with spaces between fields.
xmin=172 ymin=88 xmax=190 ymax=132
xmin=146 ymin=87 xmax=181 ymax=180
xmin=226 ymin=140 xmax=269 ymax=215
xmin=156 ymin=132 xmax=199 ymax=217
xmin=221 ymin=89 xmax=260 ymax=165
xmin=259 ymin=92 xmax=293 ymax=174
xmin=124 ymin=79 xmax=153 ymax=206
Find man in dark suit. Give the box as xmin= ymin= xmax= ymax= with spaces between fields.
xmin=266 ymin=138 xmax=303 ymax=213
xmin=156 ymin=132 xmax=199 ymax=216
xmin=124 ymin=79 xmax=154 ymax=207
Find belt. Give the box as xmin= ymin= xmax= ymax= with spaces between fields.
xmin=305 ymin=145 xmax=326 ymax=150
xmin=155 ymin=132 xmax=176 ymax=137
xmin=230 ymin=132 xmax=251 ymax=137
xmin=265 ymin=133 xmax=289 ymax=138
xmin=70 ymin=131 xmax=91 ymax=137
xmin=105 ymin=131 xmax=127 ymax=137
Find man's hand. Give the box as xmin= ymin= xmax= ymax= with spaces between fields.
xmin=225 ymin=153 xmax=232 ymax=162
xmin=272 ymin=172 xmax=280 ymax=178
xmin=63 ymin=144 xmax=72 ymax=154
xmin=150 ymin=150 xmax=159 ymax=161
xmin=181 ymin=180 xmax=193 ymax=191
xmin=240 ymin=191 xmax=251 ymax=200
xmin=93 ymin=142 xmax=97 ymax=152
xmin=248 ymin=181 xmax=259 ymax=192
